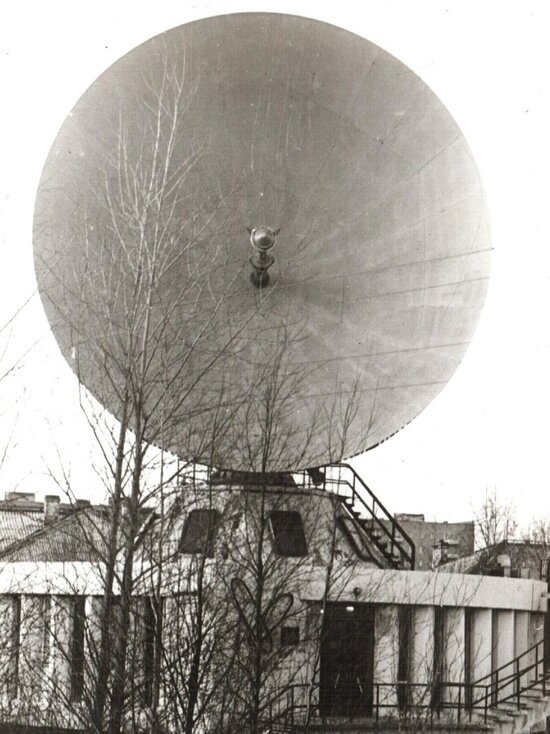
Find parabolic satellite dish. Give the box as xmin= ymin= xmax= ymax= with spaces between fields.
xmin=33 ymin=13 xmax=490 ymax=472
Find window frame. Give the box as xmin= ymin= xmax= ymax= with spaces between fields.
xmin=269 ymin=510 xmax=308 ymax=557
xmin=179 ymin=508 xmax=221 ymax=557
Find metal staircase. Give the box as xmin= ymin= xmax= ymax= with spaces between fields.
xmin=296 ymin=463 xmax=415 ymax=570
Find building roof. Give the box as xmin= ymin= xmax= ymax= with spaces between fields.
xmin=0 ymin=508 xmax=111 ymax=562
xmin=0 ymin=492 xmax=97 ymax=558
xmin=0 ymin=510 xmax=44 ymax=553
xmin=0 ymin=501 xmax=156 ymax=564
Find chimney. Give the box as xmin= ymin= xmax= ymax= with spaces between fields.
xmin=44 ymin=495 xmax=60 ymax=525
xmin=497 ymin=553 xmax=512 ymax=577
xmin=75 ymin=499 xmax=91 ymax=509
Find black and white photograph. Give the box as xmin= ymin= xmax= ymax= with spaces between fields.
xmin=0 ymin=2 xmax=548 ymax=732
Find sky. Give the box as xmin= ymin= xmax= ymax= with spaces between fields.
xmin=0 ymin=1 xmax=548 ymax=528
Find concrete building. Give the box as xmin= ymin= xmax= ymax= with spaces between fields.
xmin=0 ymin=466 xmax=548 ymax=733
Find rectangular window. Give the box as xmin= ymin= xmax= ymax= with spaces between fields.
xmin=71 ymin=597 xmax=86 ymax=702
xmin=179 ymin=509 xmax=220 ymax=556
xmin=269 ymin=511 xmax=308 ymax=557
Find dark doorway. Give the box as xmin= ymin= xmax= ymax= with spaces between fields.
xmin=320 ymin=603 xmax=375 ymax=717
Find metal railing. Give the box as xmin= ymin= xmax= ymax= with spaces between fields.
xmin=264 ymin=683 xmax=312 ymax=732
xmin=205 ymin=462 xmax=415 ymax=570
xmin=470 ymin=633 xmax=548 ymax=711
xmin=294 ymin=463 xmax=415 ymax=570
xmin=263 ymin=637 xmax=550 ymax=731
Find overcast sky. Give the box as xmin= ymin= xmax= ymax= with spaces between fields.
xmin=0 ymin=1 xmax=548 ymax=528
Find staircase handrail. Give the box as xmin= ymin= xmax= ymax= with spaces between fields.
xmin=267 ymin=660 xmax=550 ymax=732
xmin=468 ymin=634 xmax=548 ymax=710
xmin=315 ymin=463 xmax=416 ymax=570
xmin=471 ymin=634 xmax=547 ymax=687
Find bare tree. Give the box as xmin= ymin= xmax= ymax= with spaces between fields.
xmin=27 ymin=32 xmax=391 ymax=734
xmin=474 ymin=488 xmax=518 ymax=549
xmin=32 ymin=45 xmax=249 ymax=732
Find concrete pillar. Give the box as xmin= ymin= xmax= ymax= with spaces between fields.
xmin=410 ymin=606 xmax=435 ymax=705
xmin=373 ymin=605 xmax=399 ymax=710
xmin=514 ymin=611 xmax=530 ymax=657
xmin=530 ymin=612 xmax=545 ymax=682
xmin=469 ymin=609 xmax=492 ymax=684
xmin=514 ymin=611 xmax=530 ymax=690
xmin=51 ymin=595 xmax=72 ymax=700
xmin=443 ymin=608 xmax=465 ymax=704
xmin=0 ymin=595 xmax=13 ymax=673
xmin=19 ymin=595 xmax=45 ymax=699
xmin=493 ymin=610 xmax=515 ymax=701
xmin=84 ymin=596 xmax=100 ymax=693
xmin=0 ymin=595 xmax=17 ymax=700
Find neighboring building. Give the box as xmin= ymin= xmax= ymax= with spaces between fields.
xmin=0 ymin=466 xmax=548 ymax=733
xmin=0 ymin=492 xmax=94 ymax=555
xmin=442 ymin=539 xmax=550 ymax=581
xmin=381 ymin=513 xmax=475 ymax=570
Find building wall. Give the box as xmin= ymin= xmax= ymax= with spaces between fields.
xmin=0 ymin=486 xmax=546 ymax=731
xmin=0 ymin=573 xmax=545 ymax=730
xmin=383 ymin=516 xmax=476 ymax=570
